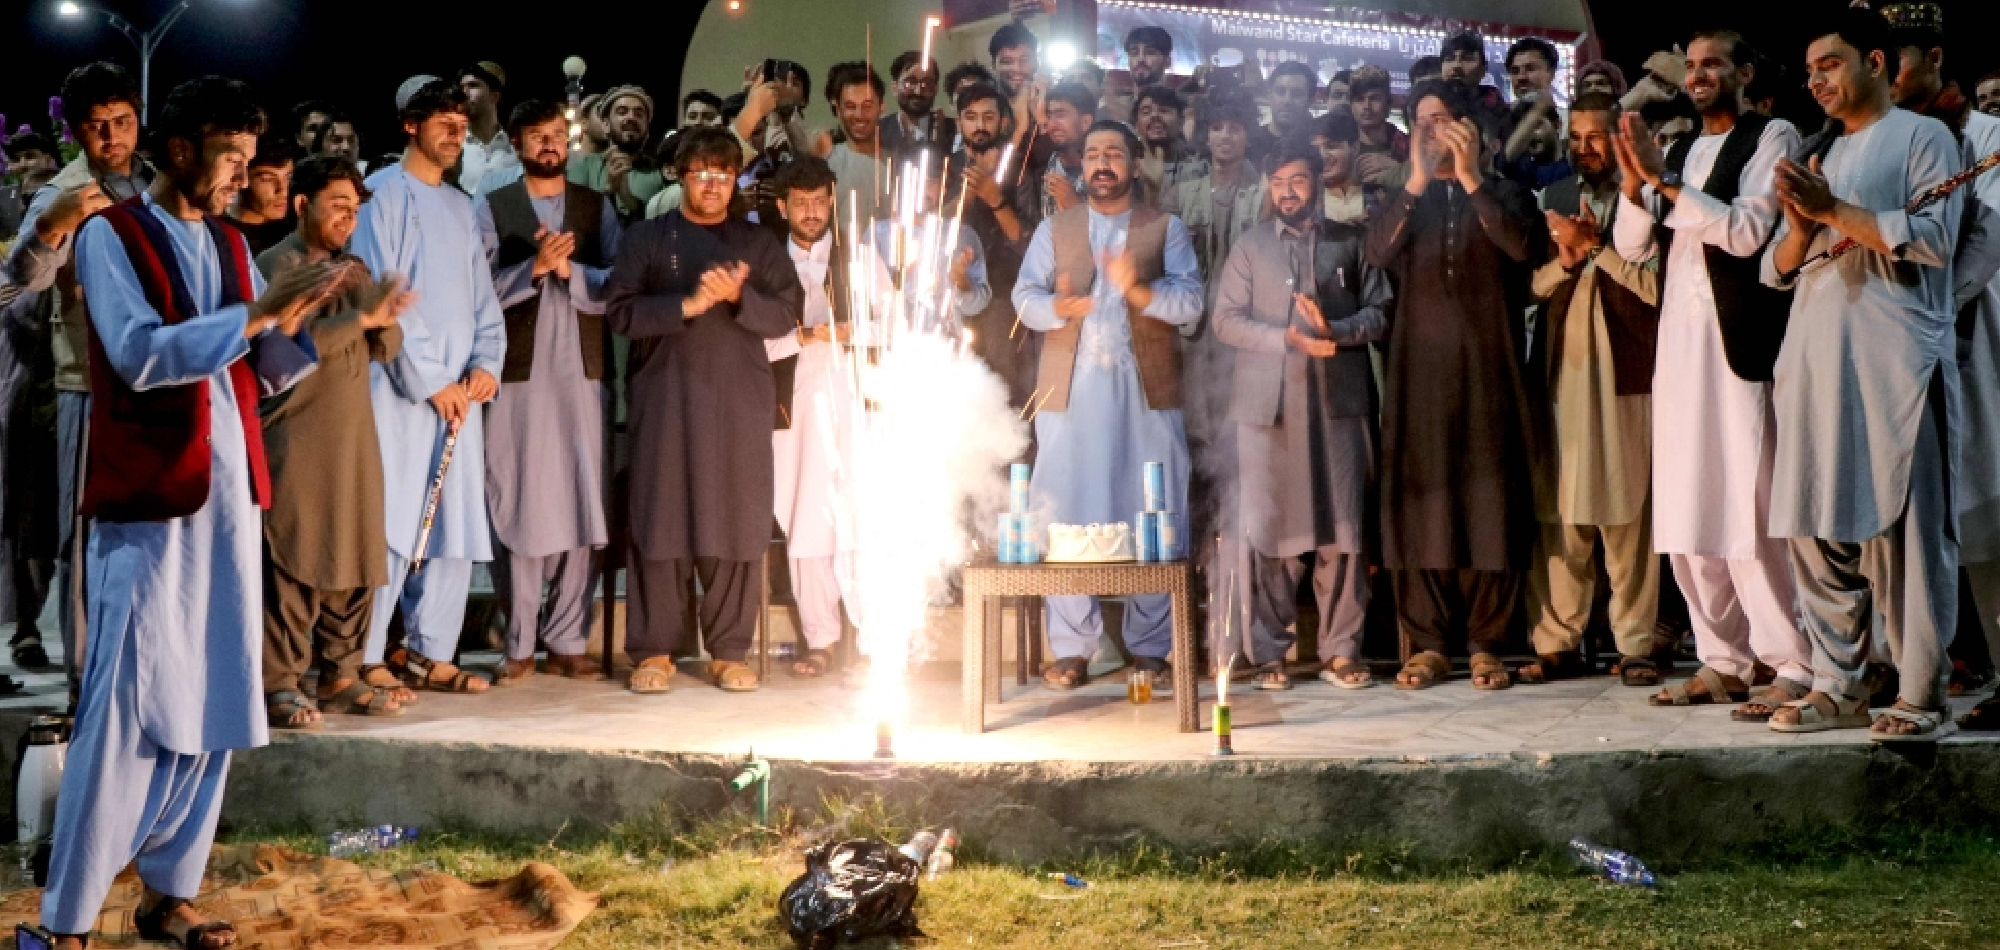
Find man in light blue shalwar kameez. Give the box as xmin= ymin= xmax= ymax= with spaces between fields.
xmin=350 ymin=81 xmax=506 ymax=691
xmin=44 ymin=77 xmax=324 ymax=949
xmin=1012 ymin=121 xmax=1203 ymax=686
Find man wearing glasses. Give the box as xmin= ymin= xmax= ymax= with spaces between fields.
xmin=880 ymin=51 xmax=956 ymax=163
xmin=606 ymin=126 xmax=804 ymax=695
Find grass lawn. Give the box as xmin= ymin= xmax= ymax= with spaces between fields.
xmin=234 ymin=801 xmax=2000 ymax=950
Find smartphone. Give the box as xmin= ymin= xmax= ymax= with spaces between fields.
xmin=761 ymin=58 xmax=778 ymax=83
xmin=18 ymin=924 xmax=56 ymax=950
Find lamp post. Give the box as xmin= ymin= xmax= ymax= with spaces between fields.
xmin=56 ymin=0 xmax=199 ymax=124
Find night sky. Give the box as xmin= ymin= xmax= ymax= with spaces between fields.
xmin=5 ymin=0 xmax=1996 ymax=152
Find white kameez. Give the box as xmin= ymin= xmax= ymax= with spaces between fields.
xmin=47 ymin=198 xmax=315 ymax=931
xmin=1612 ymin=119 xmax=1799 ymax=558
xmin=1760 ymin=109 xmax=1964 ymax=543
xmin=1950 ymin=111 xmax=2000 ymax=559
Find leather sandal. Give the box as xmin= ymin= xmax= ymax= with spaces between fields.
xmin=1320 ymin=657 xmax=1374 ymax=689
xmin=1768 ymin=692 xmax=1871 ymax=733
xmin=709 ymin=659 xmax=760 ymax=692
xmin=360 ymin=664 xmax=418 ymax=706
xmin=317 ymin=678 xmax=404 ymax=717
xmin=1469 ymin=652 xmax=1512 ymax=691
xmin=1732 ymin=678 xmax=1809 ymax=723
xmin=543 ymin=652 xmax=603 ymax=678
xmin=1651 ymin=665 xmax=1749 ymax=707
xmin=493 ymin=657 xmax=536 ymax=686
xmin=135 ymin=895 xmax=237 ymax=950
xmin=628 ymin=656 xmax=676 ymax=694
xmin=391 ymin=648 xmax=489 ymax=693
xmin=1395 ymin=651 xmax=1450 ymax=690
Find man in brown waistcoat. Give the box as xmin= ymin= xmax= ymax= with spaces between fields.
xmin=257 ymin=156 xmax=414 ymax=727
xmin=1011 ymin=120 xmax=1205 ymax=688
xmin=476 ymin=99 xmax=619 ymax=685
xmin=1521 ymin=94 xmax=1664 ymax=686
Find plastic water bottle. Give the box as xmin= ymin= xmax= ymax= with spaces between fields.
xmin=1047 ymin=872 xmax=1088 ymax=888
xmin=925 ymin=829 xmax=958 ymax=880
xmin=1569 ymin=839 xmax=1656 ymax=886
xmin=15 ymin=716 xmax=67 ymax=844
xmin=328 ymin=825 xmax=420 ymax=858
xmin=899 ymin=830 xmax=940 ymax=865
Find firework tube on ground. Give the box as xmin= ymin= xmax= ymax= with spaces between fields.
xmin=410 ymin=417 xmax=463 ymax=569
xmin=1213 ymin=701 xmax=1234 ymax=755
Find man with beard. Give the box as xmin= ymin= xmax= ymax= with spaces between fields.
xmin=1366 ymin=80 xmax=1545 ymax=692
xmin=477 ymin=99 xmax=621 ymax=686
xmin=1264 ymin=62 xmax=1318 ymax=144
xmin=47 ymin=75 xmax=331 ymax=950
xmin=768 ymin=156 xmax=896 ymax=678
xmin=256 ymin=156 xmax=414 ymax=727
xmin=1609 ymin=30 xmax=1811 ymax=709
xmin=812 ymin=62 xmax=889 ymax=226
xmin=9 ymin=62 xmax=154 ymax=690
xmin=943 ymin=84 xmax=1034 ymax=407
xmin=1981 ymin=71 xmax=2000 ymax=118
xmin=350 ymin=79 xmax=504 ymax=697
xmin=1327 ymin=70 xmax=1352 ymax=116
xmin=1135 ymin=86 xmax=1207 ymax=210
xmin=880 ymin=52 xmax=955 ymax=162
xmin=316 ymin=116 xmax=363 ymax=171
xmin=294 ymin=101 xmax=332 ymax=154
xmin=1125 ymin=27 xmax=1174 ymax=92
xmin=1013 ymin=120 xmax=1203 ymax=689
xmin=570 ymin=85 xmax=665 ymax=222
xmin=1212 ymin=134 xmax=1391 ymax=690
xmin=1521 ymin=94 xmax=1663 ymax=686
xmin=1504 ymin=37 xmax=1571 ymax=193
xmin=1036 ymin=83 xmax=1096 ymax=221
xmin=229 ymin=136 xmax=296 ymax=255
xmin=1882 ymin=3 xmax=2000 ymax=727
xmin=1761 ymin=9 xmax=1966 ymax=741
xmin=606 ymin=126 xmax=802 ymax=695
xmin=459 ymin=62 xmax=519 ymax=198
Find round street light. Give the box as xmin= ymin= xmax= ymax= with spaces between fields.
xmin=50 ymin=0 xmax=201 ymax=123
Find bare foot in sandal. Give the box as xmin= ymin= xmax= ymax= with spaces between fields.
xmin=790 ymin=648 xmax=834 ymax=679
xmin=361 ymin=664 xmax=418 ymax=706
xmin=1470 ymin=652 xmax=1512 ymax=691
xmin=137 ymin=890 xmax=237 ymax=950
xmin=317 ymin=676 xmax=403 ymax=717
xmin=394 ymin=649 xmax=490 ymax=693
xmin=1395 ymin=651 xmax=1449 ymax=690
xmin=265 ymin=690 xmax=323 ymax=730
xmin=1321 ymin=657 xmax=1374 ymax=689
xmin=1871 ymin=700 xmax=1958 ymax=742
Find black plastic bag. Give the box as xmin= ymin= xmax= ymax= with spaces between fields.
xmin=780 ymin=838 xmax=925 ymax=949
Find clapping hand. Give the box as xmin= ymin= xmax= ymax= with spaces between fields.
xmin=1052 ymin=272 xmax=1091 ymax=321
xmin=356 ymin=274 xmax=415 ymax=330
xmin=1286 ymin=293 xmax=1338 ymax=357
xmin=247 ymin=261 xmax=342 ymax=340
xmin=685 ymin=262 xmax=751 ymax=320
xmin=1774 ymin=155 xmax=1836 ymax=228
xmin=1545 ymin=201 xmax=1602 ymax=270
xmin=532 ymin=225 xmax=576 ymax=281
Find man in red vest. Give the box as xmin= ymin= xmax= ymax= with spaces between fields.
xmin=41 ymin=76 xmax=335 ymax=950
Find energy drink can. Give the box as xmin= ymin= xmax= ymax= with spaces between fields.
xmin=1156 ymin=511 xmax=1181 ymax=561
xmin=998 ymin=513 xmax=1022 ymax=563
xmin=1142 ymin=462 xmax=1166 ymax=512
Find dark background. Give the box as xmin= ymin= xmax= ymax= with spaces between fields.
xmin=4 ymin=0 xmax=1997 ymax=152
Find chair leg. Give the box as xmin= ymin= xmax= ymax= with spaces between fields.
xmin=1028 ymin=597 xmax=1044 ymax=678
xmin=1014 ymin=596 xmax=1028 ymax=686
xmin=758 ymin=548 xmax=770 ymax=679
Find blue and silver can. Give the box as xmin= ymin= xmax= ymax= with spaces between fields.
xmin=1009 ymin=463 xmax=1032 ymax=514
xmin=1156 ymin=511 xmax=1181 ymax=561
xmin=997 ymin=513 xmax=1021 ymax=563
xmin=1142 ymin=462 xmax=1166 ymax=512
xmin=1136 ymin=512 xmax=1161 ymax=562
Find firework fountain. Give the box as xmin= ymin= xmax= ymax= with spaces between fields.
xmin=822 ymin=134 xmax=1028 ymax=758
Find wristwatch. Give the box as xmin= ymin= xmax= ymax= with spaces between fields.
xmin=1657 ymin=170 xmax=1683 ymax=190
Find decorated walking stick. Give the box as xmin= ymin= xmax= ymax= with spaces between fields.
xmin=1781 ymin=148 xmax=2000 ymax=283
xmin=410 ymin=417 xmax=463 ymax=570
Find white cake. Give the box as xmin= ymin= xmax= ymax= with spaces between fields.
xmin=1045 ymin=523 xmax=1135 ymax=563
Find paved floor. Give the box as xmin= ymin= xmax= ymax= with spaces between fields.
xmin=6 ymin=642 xmax=1990 ymax=763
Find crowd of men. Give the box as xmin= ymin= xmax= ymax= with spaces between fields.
xmin=2 ymin=1 xmax=2000 ymax=944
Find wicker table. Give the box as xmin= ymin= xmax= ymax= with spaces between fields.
xmin=960 ymin=560 xmax=1199 ymax=733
